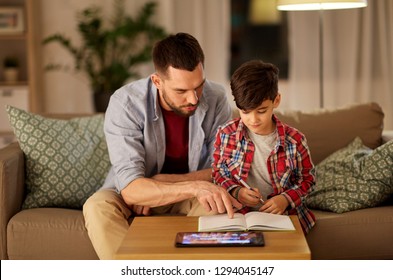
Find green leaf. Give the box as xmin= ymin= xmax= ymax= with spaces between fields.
xmin=42 ymin=0 xmax=167 ymax=94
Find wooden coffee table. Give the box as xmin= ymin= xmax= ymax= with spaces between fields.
xmin=115 ymin=215 xmax=311 ymax=260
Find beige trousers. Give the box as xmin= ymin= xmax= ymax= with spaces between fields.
xmin=83 ymin=189 xmax=212 ymax=259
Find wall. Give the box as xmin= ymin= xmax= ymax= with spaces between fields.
xmin=39 ymin=0 xmax=233 ymax=113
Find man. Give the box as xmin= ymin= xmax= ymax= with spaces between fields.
xmin=83 ymin=33 xmax=241 ymax=259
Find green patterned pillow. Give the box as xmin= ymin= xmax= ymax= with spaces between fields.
xmin=306 ymin=137 xmax=393 ymax=213
xmin=6 ymin=106 xmax=111 ymax=209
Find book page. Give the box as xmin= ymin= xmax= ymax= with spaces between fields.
xmin=198 ymin=213 xmax=247 ymax=232
xmin=244 ymin=212 xmax=295 ymax=231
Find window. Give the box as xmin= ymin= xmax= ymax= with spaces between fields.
xmin=230 ymin=0 xmax=288 ymax=78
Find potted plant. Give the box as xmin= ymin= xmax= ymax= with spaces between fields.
xmin=43 ymin=0 xmax=167 ymax=112
xmin=3 ymin=56 xmax=19 ymax=83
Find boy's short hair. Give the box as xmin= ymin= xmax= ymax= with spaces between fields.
xmin=152 ymin=32 xmax=205 ymax=77
xmin=230 ymin=60 xmax=279 ymax=110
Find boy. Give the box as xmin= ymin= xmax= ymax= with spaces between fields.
xmin=212 ymin=60 xmax=315 ymax=233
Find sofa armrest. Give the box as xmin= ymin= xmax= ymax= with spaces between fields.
xmin=382 ymin=130 xmax=393 ymax=144
xmin=0 ymin=142 xmax=25 ymax=259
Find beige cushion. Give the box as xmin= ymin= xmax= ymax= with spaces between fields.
xmin=7 ymin=208 xmax=98 ymax=259
xmin=307 ymin=206 xmax=393 ymax=259
xmin=275 ymin=103 xmax=384 ymax=164
xmin=232 ymin=103 xmax=384 ymax=164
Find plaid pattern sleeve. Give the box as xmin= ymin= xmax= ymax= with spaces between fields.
xmin=268 ymin=116 xmax=316 ymax=233
xmin=211 ymin=118 xmax=252 ymax=193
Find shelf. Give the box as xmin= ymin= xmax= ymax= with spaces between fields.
xmin=0 ymin=34 xmax=26 ymax=40
xmin=0 ymin=81 xmax=28 ymax=87
xmin=0 ymin=0 xmax=42 ymax=113
xmin=0 ymin=131 xmax=14 ymax=136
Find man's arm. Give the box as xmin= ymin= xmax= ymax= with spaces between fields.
xmin=120 ymin=169 xmax=241 ymax=218
xmin=152 ymin=168 xmax=212 ymax=182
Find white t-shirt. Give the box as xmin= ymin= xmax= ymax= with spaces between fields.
xmin=246 ymin=128 xmax=277 ymax=210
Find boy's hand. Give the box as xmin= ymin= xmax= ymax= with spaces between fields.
xmin=259 ymin=194 xmax=288 ymax=214
xmin=237 ymin=187 xmax=263 ymax=207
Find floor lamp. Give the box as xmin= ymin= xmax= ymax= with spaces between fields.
xmin=276 ymin=0 xmax=368 ymax=108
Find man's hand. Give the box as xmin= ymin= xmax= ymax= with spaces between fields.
xmin=195 ymin=182 xmax=242 ymax=218
xmin=132 ymin=205 xmax=151 ymax=216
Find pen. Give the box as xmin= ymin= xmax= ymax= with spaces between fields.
xmin=233 ymin=174 xmax=265 ymax=204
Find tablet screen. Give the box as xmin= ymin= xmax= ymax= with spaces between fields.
xmin=175 ymin=231 xmax=264 ymax=247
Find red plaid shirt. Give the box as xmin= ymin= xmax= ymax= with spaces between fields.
xmin=212 ymin=115 xmax=316 ymax=233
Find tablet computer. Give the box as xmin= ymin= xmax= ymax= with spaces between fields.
xmin=175 ymin=231 xmax=265 ymax=247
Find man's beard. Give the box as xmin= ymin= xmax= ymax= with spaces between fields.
xmin=161 ymin=89 xmax=199 ymax=117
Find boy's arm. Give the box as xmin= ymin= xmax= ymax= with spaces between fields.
xmin=211 ymin=128 xmax=241 ymax=194
xmin=281 ymin=135 xmax=316 ymax=209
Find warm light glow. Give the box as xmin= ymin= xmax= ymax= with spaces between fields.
xmin=276 ymin=0 xmax=368 ymax=11
xmin=250 ymin=0 xmax=282 ymax=24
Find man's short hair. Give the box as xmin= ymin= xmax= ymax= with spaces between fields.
xmin=152 ymin=32 xmax=205 ymax=77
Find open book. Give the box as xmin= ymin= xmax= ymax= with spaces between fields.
xmin=198 ymin=212 xmax=295 ymax=232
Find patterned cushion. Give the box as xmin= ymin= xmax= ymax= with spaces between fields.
xmin=306 ymin=137 xmax=393 ymax=213
xmin=6 ymin=106 xmax=111 ymax=209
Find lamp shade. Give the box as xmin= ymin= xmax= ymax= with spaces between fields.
xmin=276 ymin=0 xmax=367 ymax=11
xmin=250 ymin=0 xmax=282 ymax=24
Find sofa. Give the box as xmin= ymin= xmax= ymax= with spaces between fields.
xmin=1 ymin=102 xmax=392 ymax=260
